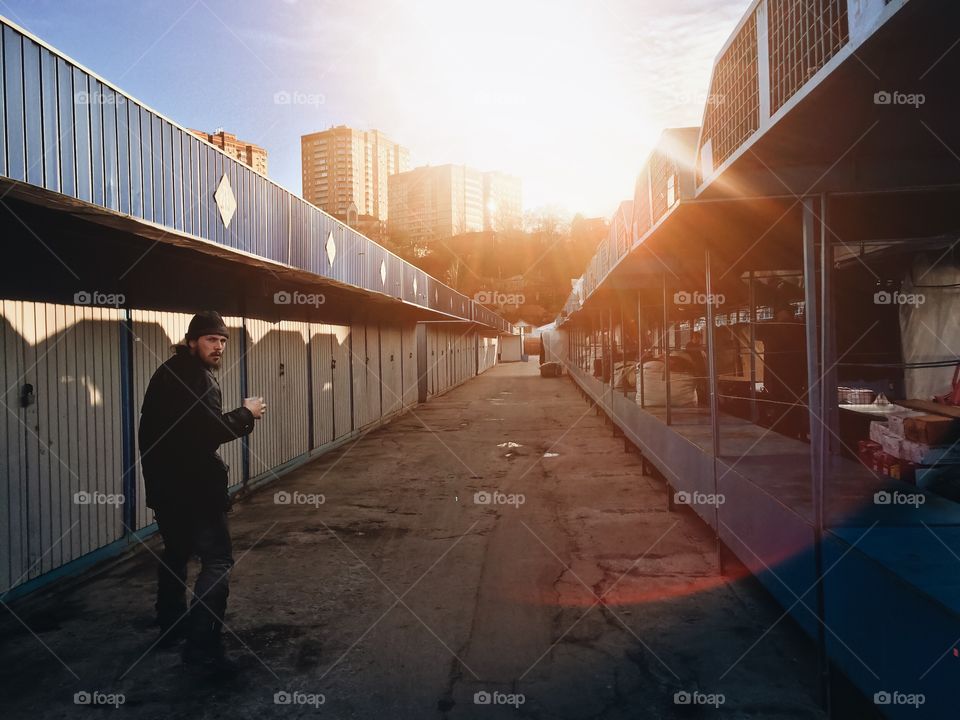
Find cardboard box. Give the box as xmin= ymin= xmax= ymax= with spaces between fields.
xmin=899 ymin=439 xmax=933 ymax=465
xmin=888 ymin=409 xmax=925 ymax=437
xmin=869 ymin=421 xmax=890 ymax=444
xmin=903 ymin=415 xmax=959 ymax=446
xmin=881 ymin=432 xmax=901 ymax=459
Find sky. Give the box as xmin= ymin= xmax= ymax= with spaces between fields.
xmin=0 ymin=0 xmax=746 ymax=218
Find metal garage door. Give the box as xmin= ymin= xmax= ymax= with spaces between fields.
xmin=309 ymin=323 xmax=335 ymax=448
xmin=1 ymin=301 xmax=123 ymax=593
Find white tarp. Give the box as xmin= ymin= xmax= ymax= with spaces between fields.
xmin=900 ymin=254 xmax=960 ymax=400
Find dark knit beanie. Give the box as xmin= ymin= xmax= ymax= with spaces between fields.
xmin=186 ymin=311 xmax=229 ymax=340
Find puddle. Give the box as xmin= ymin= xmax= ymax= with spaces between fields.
xmin=543 ymin=452 xmax=559 ymax=458
xmin=497 ymin=442 xmax=523 ymax=448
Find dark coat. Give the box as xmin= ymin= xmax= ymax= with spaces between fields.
xmin=138 ymin=345 xmax=254 ymax=512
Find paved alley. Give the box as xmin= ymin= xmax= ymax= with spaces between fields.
xmin=1 ymin=360 xmax=826 ymax=719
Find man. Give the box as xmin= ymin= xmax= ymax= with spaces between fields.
xmin=138 ymin=311 xmax=266 ymax=674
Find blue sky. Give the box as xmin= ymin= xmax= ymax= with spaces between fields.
xmin=0 ymin=0 xmax=746 ymax=217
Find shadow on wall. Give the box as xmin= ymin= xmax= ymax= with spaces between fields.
xmin=0 ymin=306 xmax=425 ymax=598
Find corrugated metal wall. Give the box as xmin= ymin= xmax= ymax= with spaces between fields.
xmin=330 ymin=325 xmax=353 ymax=440
xmin=1 ymin=301 xmax=124 ymax=591
xmin=401 ymin=323 xmax=418 ymax=408
xmin=421 ymin=325 xmax=496 ymax=400
xmin=350 ymin=322 xmax=369 ymax=430
xmin=478 ymin=336 xmax=499 ymax=373
xmin=379 ymin=324 xmax=404 ymax=417
xmin=0 ymin=301 xmax=499 ymax=597
xmin=244 ymin=318 xmax=285 ymax=478
xmin=309 ymin=324 xmax=335 ymax=449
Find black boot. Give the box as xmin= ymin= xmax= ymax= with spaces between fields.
xmin=182 ymin=616 xmax=239 ymax=678
xmin=155 ymin=617 xmax=189 ymax=649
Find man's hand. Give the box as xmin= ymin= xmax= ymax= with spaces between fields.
xmin=243 ymin=396 xmax=267 ymax=419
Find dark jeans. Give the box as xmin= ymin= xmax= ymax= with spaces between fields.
xmin=154 ymin=505 xmax=234 ymax=647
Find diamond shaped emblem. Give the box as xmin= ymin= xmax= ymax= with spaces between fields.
xmin=325 ymin=231 xmax=336 ymax=266
xmin=380 ymin=260 xmax=387 ymax=286
xmin=214 ymin=174 xmax=237 ymax=228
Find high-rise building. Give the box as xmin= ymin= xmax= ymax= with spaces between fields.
xmin=388 ymin=165 xmax=522 ymax=243
xmin=190 ymin=128 xmax=268 ymax=176
xmin=482 ymin=171 xmax=523 ymax=231
xmin=300 ymin=126 xmax=409 ymax=221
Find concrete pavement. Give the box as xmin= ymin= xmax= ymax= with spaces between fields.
xmin=1 ymin=360 xmax=826 ymax=719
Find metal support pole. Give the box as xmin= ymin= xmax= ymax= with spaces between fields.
xmin=590 ymin=314 xmax=595 ymax=376
xmin=802 ymin=196 xmax=830 ymax=709
xmin=609 ymin=307 xmax=615 ymax=398
xmin=705 ymin=250 xmax=723 ymax=573
xmin=662 ymin=273 xmax=672 ymax=425
xmin=705 ymin=251 xmax=721 ymax=460
xmin=620 ymin=301 xmax=627 ymax=397
xmin=821 ymin=194 xmax=838 ymax=455
xmin=748 ymin=270 xmax=759 ymax=424
xmin=638 ymin=291 xmax=645 ymax=409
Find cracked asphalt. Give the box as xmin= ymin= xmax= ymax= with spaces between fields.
xmin=0 ymin=360 xmax=826 ymax=719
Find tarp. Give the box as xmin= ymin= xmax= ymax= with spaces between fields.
xmin=900 ymin=254 xmax=960 ymax=400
